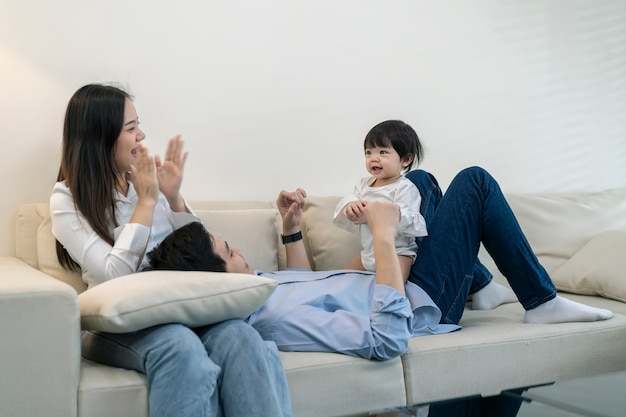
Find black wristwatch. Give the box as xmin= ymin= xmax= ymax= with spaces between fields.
xmin=281 ymin=231 xmax=303 ymax=244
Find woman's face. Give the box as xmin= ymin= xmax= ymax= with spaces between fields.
xmin=114 ymin=98 xmax=146 ymax=173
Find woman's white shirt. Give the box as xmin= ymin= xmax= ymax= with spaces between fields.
xmin=50 ymin=181 xmax=199 ymax=288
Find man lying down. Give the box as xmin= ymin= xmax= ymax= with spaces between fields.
xmin=145 ymin=188 xmax=458 ymax=361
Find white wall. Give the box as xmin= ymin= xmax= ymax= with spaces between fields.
xmin=1 ymin=0 xmax=625 ymax=256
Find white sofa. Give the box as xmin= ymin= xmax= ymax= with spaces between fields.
xmin=2 ymin=188 xmax=626 ymax=417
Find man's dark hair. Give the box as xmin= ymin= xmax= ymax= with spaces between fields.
xmin=146 ymin=221 xmax=227 ymax=272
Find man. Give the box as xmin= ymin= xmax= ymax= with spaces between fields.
xmin=147 ymin=188 xmax=457 ymax=361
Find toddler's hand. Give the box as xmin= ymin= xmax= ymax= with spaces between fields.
xmin=343 ymin=200 xmax=368 ymax=224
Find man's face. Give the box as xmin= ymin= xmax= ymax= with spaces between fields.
xmin=211 ymin=235 xmax=254 ymax=274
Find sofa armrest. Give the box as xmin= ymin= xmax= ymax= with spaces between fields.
xmin=0 ymin=257 xmax=81 ymax=417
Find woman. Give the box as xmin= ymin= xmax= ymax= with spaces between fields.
xmin=51 ymin=83 xmax=293 ymax=417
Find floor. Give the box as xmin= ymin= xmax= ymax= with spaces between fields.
xmin=371 ymin=370 xmax=626 ymax=417
xmin=514 ymin=371 xmax=626 ymax=417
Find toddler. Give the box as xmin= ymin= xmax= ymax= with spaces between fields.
xmin=333 ymin=120 xmax=427 ymax=281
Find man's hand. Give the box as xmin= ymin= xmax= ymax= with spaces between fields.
xmin=277 ymin=188 xmax=312 ymax=270
xmin=365 ymin=202 xmax=400 ymax=241
xmin=366 ymin=202 xmax=405 ymax=295
xmin=276 ymin=188 xmax=307 ymax=234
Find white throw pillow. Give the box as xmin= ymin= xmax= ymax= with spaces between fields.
xmin=79 ymin=270 xmax=277 ymax=333
xmin=551 ymin=230 xmax=626 ymax=302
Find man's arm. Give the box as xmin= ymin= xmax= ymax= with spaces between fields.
xmin=283 ymin=231 xmax=310 ymax=269
xmin=276 ymin=188 xmax=312 ymax=270
xmin=365 ymin=202 xmax=406 ymax=296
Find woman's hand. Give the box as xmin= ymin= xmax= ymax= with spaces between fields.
xmin=276 ymin=188 xmax=307 ymax=234
xmin=130 ymin=143 xmax=159 ymax=206
xmin=155 ymin=135 xmax=188 ymax=211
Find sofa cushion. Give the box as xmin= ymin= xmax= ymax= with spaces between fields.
xmin=301 ymin=196 xmax=361 ymax=271
xmin=38 ymin=215 xmax=87 ymax=294
xmin=505 ymin=188 xmax=626 ymax=274
xmin=78 ymin=271 xmax=277 ymax=333
xmin=279 ymin=351 xmax=406 ymax=417
xmin=403 ymin=297 xmax=626 ymax=406
xmin=551 ymin=230 xmax=626 ymax=302
xmin=17 ymin=203 xmax=282 ymax=295
xmin=79 ymin=359 xmax=147 ymax=417
xmin=194 ymin=209 xmax=281 ymax=272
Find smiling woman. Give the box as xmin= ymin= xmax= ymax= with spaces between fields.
xmin=113 ymin=97 xmax=145 ymax=188
xmin=49 ymin=83 xmax=294 ymax=417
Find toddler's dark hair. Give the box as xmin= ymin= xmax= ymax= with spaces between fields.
xmin=364 ymin=120 xmax=424 ymax=173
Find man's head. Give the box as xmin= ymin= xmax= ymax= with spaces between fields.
xmin=147 ymin=221 xmax=253 ymax=274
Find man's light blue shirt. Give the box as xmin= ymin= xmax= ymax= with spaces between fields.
xmin=246 ymin=269 xmax=460 ymax=361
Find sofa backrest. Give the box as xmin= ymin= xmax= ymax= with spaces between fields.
xmin=14 ymin=189 xmax=626 ymax=294
xmin=190 ymin=201 xmax=288 ymax=273
xmin=501 ymin=187 xmax=626 ymax=273
xmin=300 ymin=196 xmax=361 ymax=270
xmin=299 ymin=189 xmax=626 ymax=275
xmin=13 ymin=198 xmax=360 ymax=294
xmin=15 ymin=201 xmax=295 ymax=294
xmin=15 ymin=203 xmax=86 ymax=293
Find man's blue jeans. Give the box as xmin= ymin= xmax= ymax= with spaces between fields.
xmin=81 ymin=319 xmax=293 ymax=417
xmin=406 ymin=166 xmax=557 ymax=325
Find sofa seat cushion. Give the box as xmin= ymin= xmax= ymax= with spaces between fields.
xmin=401 ymin=296 xmax=626 ymax=406
xmin=79 ymin=351 xmax=406 ymax=417
xmin=79 ymin=360 xmax=147 ymax=417
xmin=280 ymin=351 xmax=406 ymax=417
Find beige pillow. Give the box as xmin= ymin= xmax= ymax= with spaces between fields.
xmin=506 ymin=188 xmax=626 ymax=274
xmin=79 ymin=270 xmax=277 ymax=333
xmin=301 ymin=196 xmax=361 ymax=271
xmin=551 ymin=230 xmax=626 ymax=302
xmin=38 ymin=215 xmax=87 ymax=294
xmin=194 ymin=209 xmax=280 ymax=272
